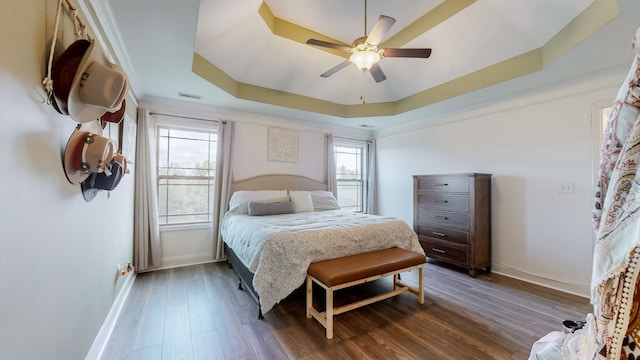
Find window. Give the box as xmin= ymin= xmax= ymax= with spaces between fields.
xmin=157 ymin=127 xmax=217 ymax=225
xmin=334 ymin=143 xmax=367 ymax=212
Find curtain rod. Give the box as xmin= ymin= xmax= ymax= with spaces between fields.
xmin=149 ymin=112 xmax=226 ymax=124
xmin=333 ymin=135 xmax=373 ymax=143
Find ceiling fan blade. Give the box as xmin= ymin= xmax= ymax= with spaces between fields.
xmin=382 ymin=48 xmax=432 ymax=58
xmin=306 ymin=39 xmax=352 ymax=52
xmin=369 ymin=63 xmax=386 ymax=83
xmin=320 ymin=60 xmax=352 ymax=78
xmin=366 ymin=15 xmax=396 ymax=46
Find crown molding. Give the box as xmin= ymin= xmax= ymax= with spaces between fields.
xmin=77 ymin=0 xmax=143 ymax=105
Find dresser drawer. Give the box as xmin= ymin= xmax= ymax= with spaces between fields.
xmin=420 ymin=238 xmax=468 ymax=265
xmin=416 ymin=209 xmax=468 ymax=229
xmin=416 ymin=224 xmax=468 ymax=245
xmin=417 ymin=193 xmax=469 ymax=211
xmin=416 ymin=176 xmax=469 ymax=193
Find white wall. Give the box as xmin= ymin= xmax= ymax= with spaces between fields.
xmin=375 ymin=67 xmax=625 ymax=297
xmin=0 ymin=2 xmax=135 ymax=359
xmin=159 ymin=225 xmax=214 ymax=268
xmin=231 ymin=121 xmax=326 ymax=181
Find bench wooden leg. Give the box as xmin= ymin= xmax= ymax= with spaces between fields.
xmin=394 ymin=266 xmax=425 ymax=305
xmin=326 ymin=287 xmax=334 ymax=339
xmin=418 ymin=265 xmax=424 ymax=304
xmin=306 ymin=276 xmax=312 ymax=319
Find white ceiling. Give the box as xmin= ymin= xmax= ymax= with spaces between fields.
xmin=102 ymin=0 xmax=639 ymax=131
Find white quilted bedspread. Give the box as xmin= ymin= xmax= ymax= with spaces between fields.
xmin=220 ymin=205 xmax=424 ymax=314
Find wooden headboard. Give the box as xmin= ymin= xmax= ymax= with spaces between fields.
xmin=230 ymin=174 xmax=327 ymax=193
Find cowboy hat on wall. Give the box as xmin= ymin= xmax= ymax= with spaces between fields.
xmin=63 ymin=121 xmax=117 ymax=185
xmin=101 ymin=98 xmax=126 ymax=129
xmin=52 ymin=39 xmax=129 ymax=123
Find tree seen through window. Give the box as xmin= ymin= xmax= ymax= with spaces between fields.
xmin=335 ymin=145 xmax=364 ymax=212
xmin=157 ymin=128 xmax=217 ymax=225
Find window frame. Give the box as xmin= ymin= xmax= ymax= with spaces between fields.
xmin=154 ymin=115 xmax=220 ymax=228
xmin=333 ymin=139 xmax=369 ymax=213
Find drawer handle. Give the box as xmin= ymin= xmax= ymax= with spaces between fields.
xmin=433 ymin=216 xmax=449 ymax=220
xmin=433 ymin=183 xmax=448 ymax=187
xmin=431 ymin=248 xmax=446 ymax=254
xmin=432 ymin=200 xmax=449 ymax=203
xmin=432 ymin=232 xmax=447 ymax=237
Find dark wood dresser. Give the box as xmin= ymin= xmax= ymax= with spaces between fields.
xmin=413 ymin=173 xmax=492 ymax=277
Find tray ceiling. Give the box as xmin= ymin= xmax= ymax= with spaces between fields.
xmin=103 ymin=0 xmax=633 ymax=129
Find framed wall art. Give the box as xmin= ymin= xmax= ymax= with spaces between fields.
xmin=268 ymin=127 xmax=298 ymax=163
xmin=121 ymin=114 xmax=137 ymax=160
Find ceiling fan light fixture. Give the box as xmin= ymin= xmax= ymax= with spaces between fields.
xmin=350 ymin=50 xmax=380 ymax=71
xmin=306 ymin=2 xmax=430 ymax=82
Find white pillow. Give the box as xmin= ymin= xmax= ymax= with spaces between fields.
xmin=228 ymin=190 xmax=289 ymax=209
xmin=310 ymin=190 xmax=341 ymax=211
xmin=289 ymin=190 xmax=314 ymax=213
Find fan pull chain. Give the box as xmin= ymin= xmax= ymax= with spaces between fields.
xmin=360 ymin=71 xmax=366 ymax=104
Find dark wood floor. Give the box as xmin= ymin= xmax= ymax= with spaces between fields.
xmin=102 ymin=260 xmax=591 ymax=360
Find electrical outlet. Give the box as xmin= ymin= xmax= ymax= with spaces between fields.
xmin=116 ymin=264 xmax=127 ymax=277
xmin=115 ymin=262 xmax=134 ymax=280
xmin=559 ymin=182 xmax=574 ymax=194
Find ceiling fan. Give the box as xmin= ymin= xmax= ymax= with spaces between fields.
xmin=306 ymin=0 xmax=432 ymax=83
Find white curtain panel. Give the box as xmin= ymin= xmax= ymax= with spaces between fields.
xmin=215 ymin=120 xmax=234 ymax=259
xmin=366 ymin=139 xmax=378 ymax=215
xmin=325 ymin=133 xmax=337 ymax=195
xmin=133 ymin=108 xmax=162 ymax=271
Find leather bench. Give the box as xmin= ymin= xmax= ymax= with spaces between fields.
xmin=306 ymin=247 xmax=426 ymax=339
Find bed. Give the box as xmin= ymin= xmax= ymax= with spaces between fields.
xmin=220 ymin=174 xmax=424 ymax=317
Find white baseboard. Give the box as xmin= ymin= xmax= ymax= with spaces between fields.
xmin=160 ymin=253 xmax=215 ymax=269
xmin=491 ymin=263 xmax=590 ymax=299
xmin=84 ymin=272 xmax=137 ymax=360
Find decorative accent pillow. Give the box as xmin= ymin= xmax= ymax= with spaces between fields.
xmin=289 ymin=190 xmax=314 ymax=213
xmin=310 ymin=190 xmax=341 ymax=211
xmin=228 ymin=190 xmax=289 ymax=209
xmin=247 ymin=201 xmax=294 ymax=216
